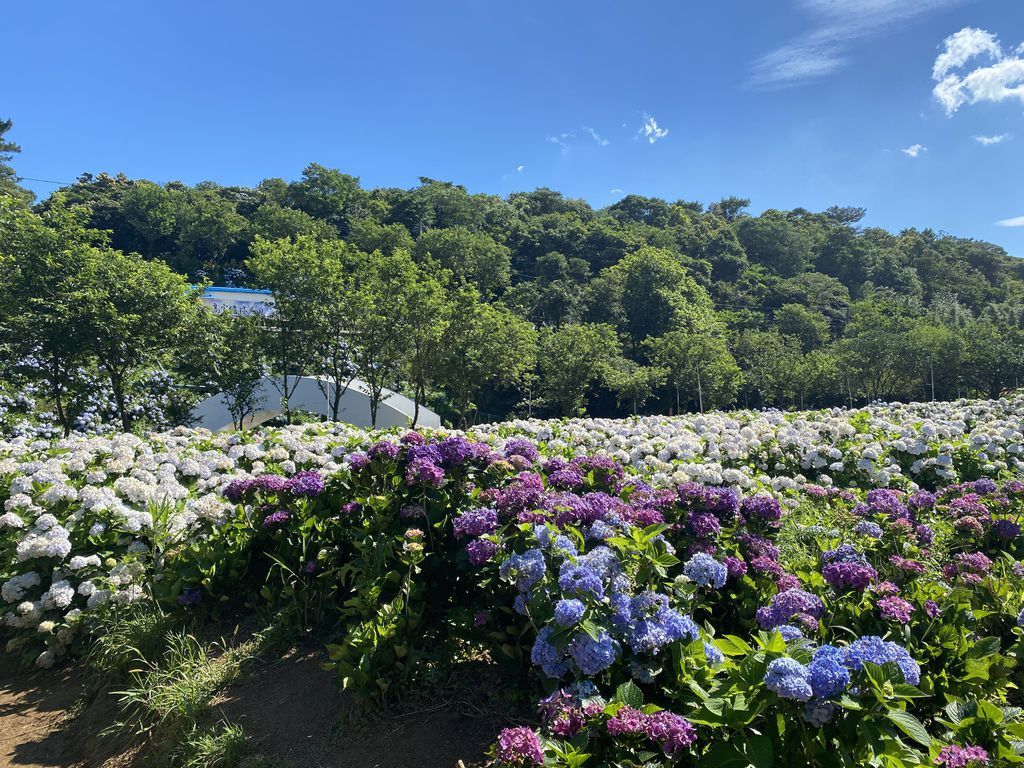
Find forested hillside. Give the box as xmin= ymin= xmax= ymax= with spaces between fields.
xmin=2 ymin=119 xmax=1023 ymax=432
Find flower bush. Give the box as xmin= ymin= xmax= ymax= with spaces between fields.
xmin=3 ymin=397 xmax=1024 ymax=765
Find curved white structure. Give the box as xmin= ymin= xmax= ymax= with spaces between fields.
xmin=190 ymin=375 xmax=441 ymax=431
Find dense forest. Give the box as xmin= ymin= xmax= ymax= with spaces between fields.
xmin=2 ymin=118 xmax=1023 ymax=434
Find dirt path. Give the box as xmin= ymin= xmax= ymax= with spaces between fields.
xmin=0 ymin=667 xmax=133 ymax=768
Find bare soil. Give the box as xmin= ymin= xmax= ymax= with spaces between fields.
xmin=213 ymin=648 xmax=516 ymax=768
xmin=1 ymin=647 xmax=524 ymax=768
xmin=0 ymin=666 xmax=134 ymax=768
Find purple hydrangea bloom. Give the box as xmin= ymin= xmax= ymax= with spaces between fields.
xmin=503 ymin=438 xmax=539 ymax=463
xmin=496 ymin=726 xmax=544 ymax=766
xmin=223 ymin=478 xmax=253 ymax=503
xmin=347 ymin=452 xmax=370 ymax=470
xmin=262 ymin=509 xmax=290 ymax=528
xmin=935 ymin=745 xmax=989 ymax=767
xmin=253 ymin=474 xmax=289 ymax=494
xmin=764 ymin=657 xmax=813 ymax=701
xmin=548 ymin=468 xmax=584 ymax=490
xmin=368 ymin=440 xmax=401 ymax=460
xmin=287 ymin=470 xmax=324 ymax=497
xmin=437 ymin=437 xmax=475 ymax=467
xmin=757 ymin=588 xmax=825 ymax=630
xmin=406 ymin=458 xmax=445 ymax=488
xmin=993 ymin=519 xmax=1021 ymax=540
xmin=724 ymin=556 xmax=748 ymax=579
xmin=741 ymin=495 xmax=782 ymax=524
xmin=644 ymin=711 xmax=697 ymax=755
xmin=823 ymin=561 xmax=877 ymax=591
xmin=689 ymin=512 xmax=721 ymax=539
xmin=878 ymin=596 xmax=914 ymax=624
xmin=466 ymin=538 xmax=498 ymax=565
xmin=453 ymin=508 xmax=499 ymax=538
xmin=907 ymin=490 xmax=936 ymax=510
xmin=177 ymin=587 xmax=203 ymax=606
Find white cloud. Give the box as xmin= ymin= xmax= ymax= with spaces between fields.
xmin=996 ymin=216 xmax=1024 ymax=227
xmin=610 ymin=188 xmax=625 ymax=196
xmin=932 ymin=27 xmax=1024 ymax=115
xmin=932 ymin=27 xmax=1001 ymax=79
xmin=751 ymin=0 xmax=966 ymax=88
xmin=515 ymin=164 xmax=525 ymax=172
xmin=640 ymin=114 xmax=669 ymax=144
xmin=901 ymin=143 xmax=926 ymax=157
xmin=974 ymin=133 xmax=1010 ymax=145
xmin=583 ymin=127 xmax=609 ymax=146
xmin=548 ymin=132 xmax=573 ymax=154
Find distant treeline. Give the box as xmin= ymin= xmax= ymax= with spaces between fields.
xmin=1 ymin=118 xmax=1023 ymax=432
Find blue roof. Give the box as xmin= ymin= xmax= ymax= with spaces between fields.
xmin=202 ymin=286 xmax=273 ymax=295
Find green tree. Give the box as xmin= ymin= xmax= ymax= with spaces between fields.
xmin=537 ymin=324 xmax=621 ymax=416
xmin=435 ymin=288 xmax=536 ymax=425
xmin=181 ymin=308 xmax=267 ymax=429
xmin=0 ymin=195 xmax=98 ymax=433
xmin=605 ymin=362 xmax=668 ymax=415
xmin=645 ymin=331 xmax=741 ymax=413
xmin=405 ymin=269 xmax=451 ymax=426
xmin=85 ymin=250 xmax=199 ymax=431
xmin=246 ymin=236 xmax=325 ymax=422
xmin=416 ymin=226 xmax=511 ymax=297
xmin=0 ymin=119 xmax=34 ymax=205
xmin=776 ymin=303 xmax=830 ymax=351
xmin=348 ymin=249 xmax=419 ymax=426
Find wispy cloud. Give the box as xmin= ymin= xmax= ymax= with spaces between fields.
xmin=750 ymin=0 xmax=966 ymax=89
xmin=901 ymin=143 xmax=927 ymax=157
xmin=974 ymin=133 xmax=1010 ymax=145
xmin=640 ymin=114 xmax=669 ymax=144
xmin=515 ymin=164 xmax=525 ymax=172
xmin=610 ymin=188 xmax=625 ymax=196
xmin=548 ymin=132 xmax=574 ymax=154
xmin=583 ymin=127 xmax=610 ymax=146
xmin=997 ymin=216 xmax=1024 ymax=227
xmin=933 ymin=27 xmax=1024 ymax=115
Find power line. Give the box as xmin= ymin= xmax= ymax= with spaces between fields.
xmin=18 ymin=176 xmax=72 ymax=185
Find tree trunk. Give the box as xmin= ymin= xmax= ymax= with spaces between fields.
xmin=696 ymin=362 xmax=704 ymax=414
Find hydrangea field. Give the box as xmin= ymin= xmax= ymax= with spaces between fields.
xmin=4 ymin=396 xmax=1024 ymax=767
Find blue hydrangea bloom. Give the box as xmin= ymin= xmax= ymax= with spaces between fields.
xmin=778 ymin=625 xmax=804 ymax=641
xmin=500 ymin=549 xmax=547 ymax=592
xmin=577 ymin=546 xmax=621 ymax=580
xmin=514 ymin=593 xmax=530 ymax=615
xmin=558 ymin=562 xmax=605 ymax=600
xmin=704 ymin=642 xmax=725 ymax=666
xmin=683 ymin=553 xmax=728 ymax=589
xmin=845 ymin=636 xmax=921 ymax=686
xmin=764 ymin=657 xmax=813 ymax=701
xmin=853 ymin=521 xmax=883 ymax=539
xmin=1017 ymin=607 xmax=1024 ymax=628
xmin=586 ymin=520 xmax=614 ymax=541
xmin=568 ymin=630 xmax=619 ymax=675
xmin=533 ymin=525 xmax=553 ymax=548
xmin=808 ymin=645 xmax=851 ymax=699
xmin=621 ymin=592 xmax=698 ymax=655
xmin=551 ymin=534 xmax=578 ymax=558
xmin=553 ymin=598 xmax=586 ymax=627
xmin=531 ymin=626 xmax=570 ymax=678
xmin=803 ymin=700 xmax=836 ymax=727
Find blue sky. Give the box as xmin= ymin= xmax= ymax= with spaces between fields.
xmin=5 ymin=0 xmax=1024 ymax=254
